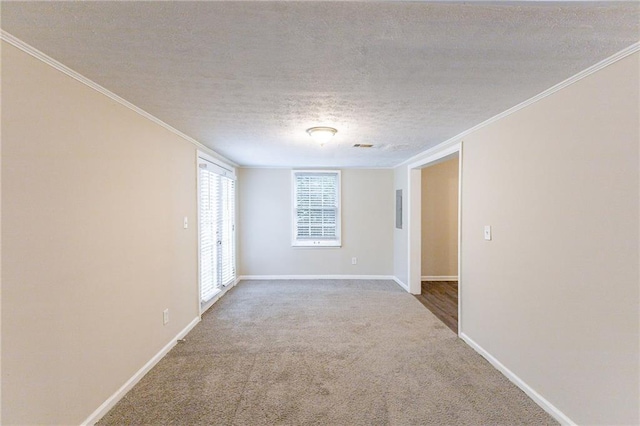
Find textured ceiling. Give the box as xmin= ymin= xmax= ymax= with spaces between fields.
xmin=1 ymin=1 xmax=639 ymax=167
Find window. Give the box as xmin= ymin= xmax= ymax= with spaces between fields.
xmin=292 ymin=170 xmax=341 ymax=247
xmin=198 ymin=155 xmax=236 ymax=308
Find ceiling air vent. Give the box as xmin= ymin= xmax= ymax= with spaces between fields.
xmin=353 ymin=143 xmax=374 ymax=148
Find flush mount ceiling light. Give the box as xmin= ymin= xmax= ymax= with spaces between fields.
xmin=306 ymin=127 xmax=337 ymax=146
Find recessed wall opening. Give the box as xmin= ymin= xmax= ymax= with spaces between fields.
xmin=414 ymin=155 xmax=459 ymax=332
xmin=407 ymin=142 xmax=462 ymax=335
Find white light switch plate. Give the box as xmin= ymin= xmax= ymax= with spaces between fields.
xmin=484 ymin=225 xmax=492 ymax=241
xmin=183 ymin=217 xmax=188 ymax=229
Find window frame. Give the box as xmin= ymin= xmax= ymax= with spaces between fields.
xmin=197 ymin=151 xmax=236 ymax=313
xmin=291 ymin=169 xmax=342 ymax=248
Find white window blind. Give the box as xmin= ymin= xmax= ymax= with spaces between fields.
xmin=219 ymin=177 xmax=235 ymax=287
xmin=199 ymin=158 xmax=236 ymax=305
xmin=292 ymin=170 xmax=341 ymax=247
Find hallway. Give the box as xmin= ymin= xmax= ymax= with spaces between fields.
xmin=415 ymin=281 xmax=458 ymax=333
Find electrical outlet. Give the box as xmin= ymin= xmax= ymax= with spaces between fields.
xmin=352 ymin=257 xmax=357 ymax=265
xmin=163 ymin=309 xmax=169 ymax=325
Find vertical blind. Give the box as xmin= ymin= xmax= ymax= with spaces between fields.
xmin=293 ymin=171 xmax=340 ymax=244
xmin=199 ymin=160 xmax=236 ymax=304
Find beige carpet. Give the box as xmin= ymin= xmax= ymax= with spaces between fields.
xmin=98 ymin=279 xmax=556 ymax=425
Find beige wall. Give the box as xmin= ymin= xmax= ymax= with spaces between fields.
xmin=0 ymin=41 xmax=3 ymax=423
xmin=421 ymin=157 xmax=458 ymax=277
xmin=4 ymin=27 xmax=638 ymax=426
xmin=460 ymin=52 xmax=638 ymax=424
xmin=1 ymin=42 xmax=208 ymax=424
xmin=238 ymin=168 xmax=394 ymax=276
xmin=395 ymin=52 xmax=639 ymax=424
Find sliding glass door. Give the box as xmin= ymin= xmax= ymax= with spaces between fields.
xmin=198 ymin=155 xmax=236 ymax=310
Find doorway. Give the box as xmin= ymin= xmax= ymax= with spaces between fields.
xmin=407 ymin=142 xmax=462 ymax=335
xmin=414 ymin=155 xmax=459 ymax=332
xmin=197 ymin=152 xmax=237 ymax=314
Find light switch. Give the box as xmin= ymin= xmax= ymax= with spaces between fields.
xmin=484 ymin=225 xmax=492 ymax=241
xmin=183 ymin=217 xmax=188 ymax=229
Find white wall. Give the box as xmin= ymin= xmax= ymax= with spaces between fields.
xmin=421 ymin=157 xmax=458 ymax=278
xmin=394 ymin=51 xmax=639 ymax=424
xmin=1 ymin=42 xmax=225 ymax=424
xmin=393 ymin=166 xmax=409 ymax=286
xmin=238 ymin=168 xmax=394 ymax=276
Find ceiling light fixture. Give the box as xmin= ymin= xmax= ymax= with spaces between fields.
xmin=306 ymin=127 xmax=337 ymax=146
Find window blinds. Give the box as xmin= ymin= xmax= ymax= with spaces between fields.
xmin=199 ymin=166 xmax=219 ymax=303
xmin=219 ymin=177 xmax=235 ymax=287
xmin=293 ymin=171 xmax=341 ymax=246
xmin=199 ymin=160 xmax=236 ymax=304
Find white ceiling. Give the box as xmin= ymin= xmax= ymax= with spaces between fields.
xmin=2 ymin=1 xmax=638 ymax=167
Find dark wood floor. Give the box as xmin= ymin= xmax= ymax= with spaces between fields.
xmin=415 ymin=281 xmax=458 ymax=333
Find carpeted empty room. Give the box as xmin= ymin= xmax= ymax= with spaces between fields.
xmin=99 ymin=280 xmax=555 ymax=425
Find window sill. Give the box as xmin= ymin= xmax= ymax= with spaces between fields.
xmin=292 ymin=241 xmax=341 ymax=248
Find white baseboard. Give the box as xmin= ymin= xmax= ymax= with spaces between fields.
xmin=460 ymin=332 xmax=576 ymax=426
xmin=201 ymin=277 xmax=240 ymax=314
xmin=421 ymin=275 xmax=458 ymax=281
xmin=81 ymin=317 xmax=201 ymax=425
xmin=392 ymin=276 xmax=409 ymax=292
xmin=238 ymin=275 xmax=396 ymax=281
xmin=238 ymin=275 xmax=411 ymax=293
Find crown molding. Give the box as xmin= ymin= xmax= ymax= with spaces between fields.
xmin=396 ymin=41 xmax=640 ymax=168
xmin=4 ymin=28 xmax=636 ymax=171
xmin=0 ymin=30 xmax=237 ymax=168
xmin=239 ymin=165 xmax=394 ymax=170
